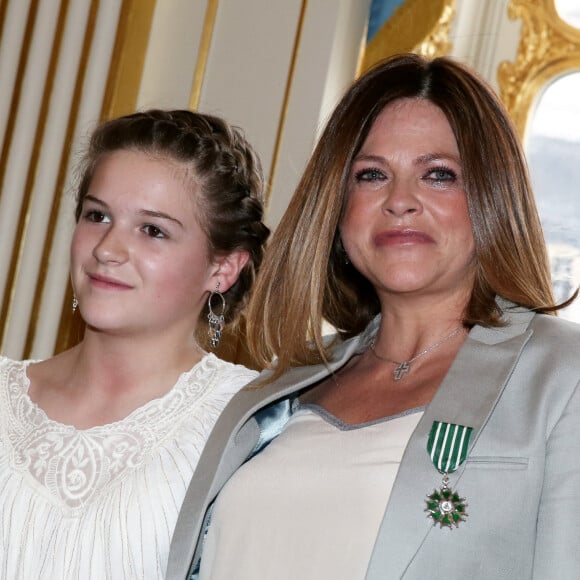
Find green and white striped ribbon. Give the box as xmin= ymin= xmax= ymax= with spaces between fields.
xmin=427 ymin=421 xmax=473 ymax=474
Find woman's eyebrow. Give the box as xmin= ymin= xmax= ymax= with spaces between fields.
xmin=414 ymin=152 xmax=461 ymax=166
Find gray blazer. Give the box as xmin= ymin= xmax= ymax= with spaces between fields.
xmin=166 ymin=306 xmax=580 ymax=579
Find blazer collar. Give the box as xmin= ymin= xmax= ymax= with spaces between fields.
xmin=234 ymin=321 xmax=378 ymax=417
xmin=365 ymin=305 xmax=535 ymax=579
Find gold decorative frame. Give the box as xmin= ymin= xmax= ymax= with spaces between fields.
xmin=266 ymin=0 xmax=308 ymax=209
xmin=189 ymin=0 xmax=219 ymax=110
xmin=498 ymin=0 xmax=580 ymax=139
xmin=0 ymin=0 xmax=10 ymax=55
xmin=99 ymin=0 xmax=157 ymax=120
xmin=361 ymin=0 xmax=456 ymax=74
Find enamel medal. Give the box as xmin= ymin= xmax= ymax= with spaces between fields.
xmin=425 ymin=421 xmax=472 ymax=528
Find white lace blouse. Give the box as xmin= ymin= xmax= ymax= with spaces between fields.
xmin=0 ymin=353 xmax=257 ymax=579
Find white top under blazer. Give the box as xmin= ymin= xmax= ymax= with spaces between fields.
xmin=200 ymin=404 xmax=424 ymax=580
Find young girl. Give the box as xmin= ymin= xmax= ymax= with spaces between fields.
xmin=0 ymin=109 xmax=269 ymax=578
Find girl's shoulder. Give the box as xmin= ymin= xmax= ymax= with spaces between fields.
xmin=186 ymin=352 xmax=259 ymax=390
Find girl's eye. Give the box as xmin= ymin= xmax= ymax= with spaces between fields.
xmin=142 ymin=224 xmax=167 ymax=239
xmin=83 ymin=209 xmax=110 ymax=223
xmin=353 ymin=168 xmax=387 ymax=183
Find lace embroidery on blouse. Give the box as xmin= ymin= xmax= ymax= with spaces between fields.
xmin=0 ymin=354 xmax=230 ymax=512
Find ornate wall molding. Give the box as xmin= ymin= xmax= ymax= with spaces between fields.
xmin=498 ymin=0 xmax=580 ymax=138
xmin=415 ymin=0 xmax=455 ymax=59
xmin=362 ymin=0 xmax=456 ymax=73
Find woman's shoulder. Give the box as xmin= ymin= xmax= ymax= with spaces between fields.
xmin=530 ymin=311 xmax=580 ymax=343
xmin=516 ymin=312 xmax=580 ymax=388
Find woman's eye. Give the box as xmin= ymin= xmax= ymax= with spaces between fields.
xmin=354 ymin=168 xmax=386 ymax=182
xmin=83 ymin=209 xmax=109 ymax=223
xmin=142 ymin=224 xmax=167 ymax=239
xmin=426 ymin=167 xmax=457 ymax=184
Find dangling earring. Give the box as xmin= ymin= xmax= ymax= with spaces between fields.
xmin=72 ymin=295 xmax=78 ymax=313
xmin=207 ymin=283 xmax=226 ymax=349
xmin=338 ymin=237 xmax=350 ymax=265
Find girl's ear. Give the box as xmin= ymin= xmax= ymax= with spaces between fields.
xmin=209 ymin=250 xmax=250 ymax=293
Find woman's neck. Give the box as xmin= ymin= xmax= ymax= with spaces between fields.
xmin=374 ymin=293 xmax=468 ymax=363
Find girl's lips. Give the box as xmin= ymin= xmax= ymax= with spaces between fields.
xmin=374 ymin=229 xmax=435 ymax=246
xmin=88 ymin=273 xmax=133 ymax=290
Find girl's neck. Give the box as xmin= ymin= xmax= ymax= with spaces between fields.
xmin=25 ymin=331 xmax=206 ymax=429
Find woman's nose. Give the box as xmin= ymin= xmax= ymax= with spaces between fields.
xmin=382 ymin=178 xmax=422 ymax=216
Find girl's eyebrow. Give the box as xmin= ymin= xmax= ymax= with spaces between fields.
xmin=83 ymin=194 xmax=107 ymax=207
xmin=83 ymin=195 xmax=184 ymax=228
xmin=139 ymin=209 xmax=184 ymax=228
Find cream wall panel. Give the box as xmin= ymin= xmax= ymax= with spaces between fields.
xmin=0 ymin=0 xmax=33 ymax=151
xmin=267 ymin=0 xmax=370 ymax=228
xmin=31 ymin=0 xmax=124 ymax=358
xmin=138 ymin=0 xmax=205 ymax=110
xmin=3 ymin=0 xmax=94 ymax=358
xmin=0 ymin=0 xmax=60 ymax=304
xmin=318 ymin=0 xmax=370 ymax=130
xmin=196 ymin=0 xmax=368 ymax=229
xmin=198 ymin=0 xmax=303 ymax=179
xmin=452 ymin=0 xmax=520 ymax=91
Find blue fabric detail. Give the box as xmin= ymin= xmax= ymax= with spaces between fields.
xmin=367 ymin=0 xmax=406 ymax=42
xmin=251 ymin=398 xmax=294 ymax=454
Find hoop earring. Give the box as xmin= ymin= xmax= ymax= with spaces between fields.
xmin=207 ymin=284 xmax=226 ymax=349
xmin=72 ymin=295 xmax=78 ymax=313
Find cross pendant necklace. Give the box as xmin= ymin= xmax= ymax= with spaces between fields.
xmin=369 ymin=326 xmax=464 ymax=381
xmin=393 ymin=361 xmax=411 ymax=381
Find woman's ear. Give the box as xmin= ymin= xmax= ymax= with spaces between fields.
xmin=210 ymin=250 xmax=250 ymax=293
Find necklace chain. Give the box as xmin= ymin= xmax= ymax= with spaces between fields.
xmin=369 ymin=326 xmax=464 ymax=381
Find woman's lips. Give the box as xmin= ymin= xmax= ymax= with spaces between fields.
xmin=374 ymin=229 xmax=435 ymax=247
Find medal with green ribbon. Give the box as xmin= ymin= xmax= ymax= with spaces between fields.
xmin=425 ymin=421 xmax=472 ymax=528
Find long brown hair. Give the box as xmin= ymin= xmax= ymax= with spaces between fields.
xmin=247 ymin=53 xmax=561 ymax=376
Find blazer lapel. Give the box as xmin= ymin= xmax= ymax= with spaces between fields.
xmin=365 ymin=308 xmax=535 ymax=579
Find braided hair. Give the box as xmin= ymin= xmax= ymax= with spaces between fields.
xmin=74 ymin=109 xmax=269 ymax=326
